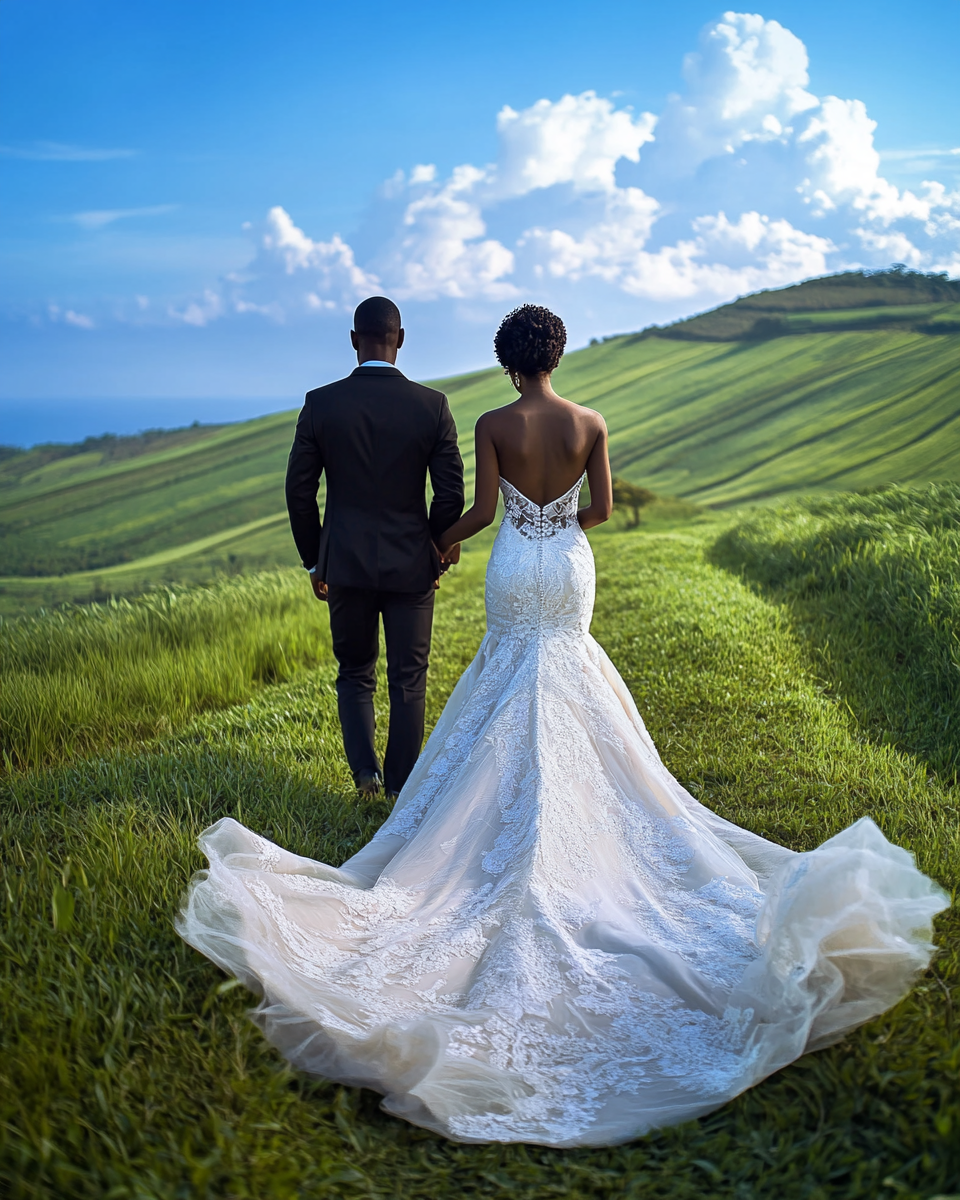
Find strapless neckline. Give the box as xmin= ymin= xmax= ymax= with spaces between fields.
xmin=498 ymin=474 xmax=585 ymax=510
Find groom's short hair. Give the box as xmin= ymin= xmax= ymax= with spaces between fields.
xmin=354 ymin=296 xmax=401 ymax=339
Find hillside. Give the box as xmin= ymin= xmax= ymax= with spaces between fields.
xmin=1 ymin=268 xmax=959 ymax=613
xmin=644 ymin=266 xmax=960 ymax=341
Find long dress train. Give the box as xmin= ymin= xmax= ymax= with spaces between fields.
xmin=177 ymin=476 xmax=947 ymax=1147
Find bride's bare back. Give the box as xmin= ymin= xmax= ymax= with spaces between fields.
xmin=485 ymin=392 xmax=607 ymax=506
xmin=438 ymin=377 xmax=613 ymax=553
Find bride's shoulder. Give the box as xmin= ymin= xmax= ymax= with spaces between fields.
xmin=559 ymin=397 xmax=606 ymax=430
xmin=476 ymin=402 xmax=520 ymax=430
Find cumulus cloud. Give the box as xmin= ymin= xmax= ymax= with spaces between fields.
xmin=796 ymin=97 xmax=929 ymax=224
xmin=494 ymin=91 xmax=656 ymax=196
xmin=152 ymin=11 xmax=959 ymax=340
xmin=521 ymin=188 xmax=661 ymax=283
xmin=385 ymin=166 xmax=515 ymax=300
xmin=652 ymin=12 xmax=817 ymax=174
xmin=224 ymin=206 xmax=380 ymax=321
xmin=627 ymin=211 xmax=834 ymax=300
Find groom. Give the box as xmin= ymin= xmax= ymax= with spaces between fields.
xmin=285 ymin=297 xmax=465 ymax=799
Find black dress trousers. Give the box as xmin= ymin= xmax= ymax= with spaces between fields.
xmin=327 ymin=585 xmax=435 ymax=795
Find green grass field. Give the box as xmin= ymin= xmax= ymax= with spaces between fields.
xmin=712 ymin=484 xmax=960 ymax=782
xmin=2 ymin=270 xmax=959 ymax=616
xmin=2 ymin=493 xmax=958 ymax=1199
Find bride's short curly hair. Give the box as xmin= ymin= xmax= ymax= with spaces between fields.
xmin=494 ymin=305 xmax=567 ymax=376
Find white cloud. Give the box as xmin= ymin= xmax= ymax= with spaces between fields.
xmin=854 ymin=227 xmax=924 ymax=267
xmin=879 ymin=147 xmax=960 ymax=162
xmin=798 ymin=97 xmax=929 ymax=223
xmin=257 ymin=206 xmax=373 ymax=287
xmin=63 ymin=309 xmax=95 ymax=329
xmin=532 ymin=207 xmax=833 ymax=301
xmin=387 ymin=166 xmax=515 ymax=300
xmin=494 ymin=91 xmax=656 ymax=195
xmin=170 ymin=207 xmax=382 ymax=326
xmin=522 ymin=188 xmax=660 ymax=282
xmin=69 ymin=204 xmax=178 ymax=230
xmin=113 ymin=11 xmax=960 ymax=340
xmin=653 ymin=12 xmax=817 ymax=174
xmin=47 ymin=304 xmax=96 ymax=329
xmin=169 ymin=289 xmax=222 ymax=327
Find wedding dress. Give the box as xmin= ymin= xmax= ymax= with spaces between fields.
xmin=178 ymin=475 xmax=946 ymax=1147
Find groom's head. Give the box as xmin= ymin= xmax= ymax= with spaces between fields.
xmin=351 ymin=296 xmax=404 ymax=365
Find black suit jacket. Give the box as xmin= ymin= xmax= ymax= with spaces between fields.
xmin=285 ymin=366 xmax=465 ymax=592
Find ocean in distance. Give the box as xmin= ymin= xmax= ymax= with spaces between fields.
xmin=0 ymin=397 xmax=294 ymax=447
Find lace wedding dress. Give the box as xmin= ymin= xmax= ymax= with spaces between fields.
xmin=178 ymin=476 xmax=946 ymax=1147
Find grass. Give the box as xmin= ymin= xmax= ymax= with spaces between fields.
xmin=3 ymin=272 xmax=960 ymax=615
xmin=711 ymin=484 xmax=960 ymax=781
xmin=0 ymin=571 xmax=329 ymax=773
xmin=2 ymin=507 xmax=958 ymax=1198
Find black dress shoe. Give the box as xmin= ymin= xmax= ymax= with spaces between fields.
xmin=354 ymin=770 xmax=382 ymax=796
xmin=385 ymin=790 xmax=400 ymax=803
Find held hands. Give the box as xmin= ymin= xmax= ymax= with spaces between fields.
xmin=309 ymin=546 xmax=459 ymax=598
xmin=310 ymin=573 xmax=329 ymax=602
xmin=434 ymin=542 xmax=461 ymax=589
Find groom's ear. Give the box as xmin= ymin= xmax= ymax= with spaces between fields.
xmin=350 ymin=330 xmax=359 ymax=351
xmin=396 ymin=328 xmax=405 ymax=350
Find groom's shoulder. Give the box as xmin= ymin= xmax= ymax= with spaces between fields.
xmin=303 ymin=373 xmax=358 ymax=406
xmin=303 ymin=372 xmax=448 ymax=410
xmin=406 ymin=379 xmax=448 ymax=407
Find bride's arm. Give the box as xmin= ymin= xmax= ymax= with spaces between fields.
xmin=578 ymin=419 xmax=614 ymax=530
xmin=437 ymin=417 xmax=501 ymax=553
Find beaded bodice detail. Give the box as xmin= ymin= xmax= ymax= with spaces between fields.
xmin=499 ymin=475 xmax=584 ymax=539
xmin=486 ymin=474 xmax=594 ymax=638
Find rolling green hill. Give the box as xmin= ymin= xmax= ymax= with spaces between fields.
xmin=645 ymin=265 xmax=960 ymax=340
xmin=2 ymin=268 xmax=959 ymax=613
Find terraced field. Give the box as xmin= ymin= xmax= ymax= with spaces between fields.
xmin=2 ymin=270 xmax=959 ymax=614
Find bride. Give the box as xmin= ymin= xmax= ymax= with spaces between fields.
xmin=178 ymin=305 xmax=946 ymax=1147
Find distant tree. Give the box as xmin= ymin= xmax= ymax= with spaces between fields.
xmin=612 ymin=477 xmax=657 ymax=526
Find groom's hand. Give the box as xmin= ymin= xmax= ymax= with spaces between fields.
xmin=310 ymin=573 xmax=328 ymax=602
xmin=434 ymin=542 xmax=460 ymax=587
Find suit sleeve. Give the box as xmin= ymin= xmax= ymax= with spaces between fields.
xmin=427 ymin=394 xmax=465 ymax=541
xmin=284 ymin=399 xmax=324 ymax=570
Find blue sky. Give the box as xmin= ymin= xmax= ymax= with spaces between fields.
xmin=1 ymin=0 xmax=958 ymax=443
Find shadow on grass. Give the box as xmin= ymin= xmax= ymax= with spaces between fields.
xmin=708 ymin=486 xmax=960 ymax=787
